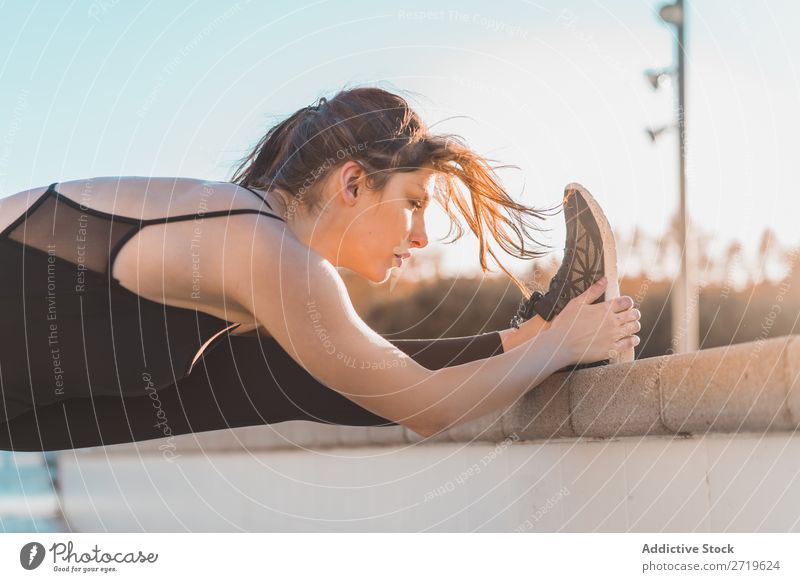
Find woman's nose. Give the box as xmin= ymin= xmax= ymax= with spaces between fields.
xmin=410 ymin=226 xmax=428 ymax=249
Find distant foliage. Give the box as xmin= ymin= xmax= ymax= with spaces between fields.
xmin=342 ymin=239 xmax=800 ymax=360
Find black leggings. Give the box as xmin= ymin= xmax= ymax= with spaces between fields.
xmin=0 ymin=331 xmax=504 ymax=452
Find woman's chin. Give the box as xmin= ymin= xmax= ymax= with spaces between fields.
xmin=375 ymin=269 xmax=393 ymax=284
xmin=356 ymin=266 xmax=392 ymax=284
xmin=351 ymin=260 xmax=397 ymax=284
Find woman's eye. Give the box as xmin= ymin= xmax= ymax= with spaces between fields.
xmin=409 ymin=200 xmax=423 ymax=210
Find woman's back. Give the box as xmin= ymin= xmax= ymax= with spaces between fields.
xmin=0 ymin=177 xmax=283 ymax=324
xmin=0 ymin=177 xmax=286 ymax=423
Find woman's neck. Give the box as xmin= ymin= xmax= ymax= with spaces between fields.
xmin=253 ymin=186 xmax=348 ymax=269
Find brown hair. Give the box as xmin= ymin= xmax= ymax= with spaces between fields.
xmin=230 ymin=85 xmax=558 ymax=298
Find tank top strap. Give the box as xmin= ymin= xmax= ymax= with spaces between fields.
xmin=233 ymin=183 xmax=275 ymax=211
xmin=140 ymin=208 xmax=286 ymax=225
xmin=0 ymin=182 xmax=59 ymax=239
xmin=108 ymin=207 xmax=286 ymax=281
xmin=1 ymin=181 xmax=287 ymax=287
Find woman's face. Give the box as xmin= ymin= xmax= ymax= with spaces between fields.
xmin=336 ymin=164 xmax=434 ymax=284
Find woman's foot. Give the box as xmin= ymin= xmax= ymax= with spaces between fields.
xmin=510 ymin=182 xmax=634 ymax=368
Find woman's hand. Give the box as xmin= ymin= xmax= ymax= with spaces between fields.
xmin=548 ymin=277 xmax=641 ymax=364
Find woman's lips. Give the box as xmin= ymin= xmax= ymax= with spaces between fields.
xmin=393 ymin=252 xmax=410 ymax=266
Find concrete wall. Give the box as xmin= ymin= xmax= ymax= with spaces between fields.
xmin=58 ymin=432 xmax=800 ymax=532
xmin=56 ymin=335 xmax=800 ymax=532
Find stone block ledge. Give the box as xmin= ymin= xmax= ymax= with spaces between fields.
xmin=74 ymin=335 xmax=800 ymax=456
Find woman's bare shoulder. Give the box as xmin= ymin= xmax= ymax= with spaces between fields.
xmin=53 ymin=176 xmax=257 ymax=218
xmin=1 ymin=176 xmax=268 ymax=222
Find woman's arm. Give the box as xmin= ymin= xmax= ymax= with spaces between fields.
xmin=227 ymin=218 xmax=574 ymax=437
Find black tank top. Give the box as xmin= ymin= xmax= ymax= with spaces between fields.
xmin=0 ymin=181 xmax=284 ymax=422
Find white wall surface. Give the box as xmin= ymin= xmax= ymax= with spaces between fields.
xmin=57 ymin=432 xmax=800 ymax=532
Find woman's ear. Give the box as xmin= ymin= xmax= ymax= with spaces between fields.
xmin=348 ymin=175 xmax=359 ymax=198
xmin=340 ymin=161 xmax=364 ymax=206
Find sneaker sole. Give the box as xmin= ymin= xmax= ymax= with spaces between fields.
xmin=563 ymin=182 xmax=634 ymax=365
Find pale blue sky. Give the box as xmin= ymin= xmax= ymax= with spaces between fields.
xmin=1 ymin=0 xmax=798 ymax=279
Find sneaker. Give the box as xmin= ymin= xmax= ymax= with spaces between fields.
xmin=509 ymin=182 xmax=634 ymax=369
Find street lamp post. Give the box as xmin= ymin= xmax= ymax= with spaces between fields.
xmin=648 ymin=0 xmax=699 ymax=353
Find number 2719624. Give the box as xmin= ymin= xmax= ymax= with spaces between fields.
xmin=730 ymin=561 xmax=780 ymax=571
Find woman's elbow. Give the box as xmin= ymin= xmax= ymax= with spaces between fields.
xmin=406 ymin=411 xmax=452 ymax=439
xmin=408 ymin=423 xmax=441 ymax=439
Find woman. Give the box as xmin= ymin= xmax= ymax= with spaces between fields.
xmin=0 ymin=86 xmax=640 ymax=452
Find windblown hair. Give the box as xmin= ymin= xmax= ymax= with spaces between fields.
xmin=230 ymin=85 xmax=558 ymax=297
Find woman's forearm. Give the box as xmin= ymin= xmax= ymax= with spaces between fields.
xmin=420 ymin=327 xmax=571 ymax=435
